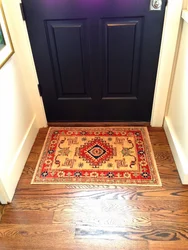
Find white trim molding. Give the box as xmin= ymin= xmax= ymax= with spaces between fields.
xmin=0 ymin=178 xmax=9 ymax=204
xmin=164 ymin=117 xmax=188 ymax=184
xmin=182 ymin=10 xmax=188 ymax=23
xmin=151 ymin=0 xmax=183 ymax=127
xmin=0 ymin=116 xmax=39 ymax=203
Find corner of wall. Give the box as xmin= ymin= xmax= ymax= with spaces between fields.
xmin=0 ymin=178 xmax=10 ymax=204
xmin=164 ymin=117 xmax=188 ymax=184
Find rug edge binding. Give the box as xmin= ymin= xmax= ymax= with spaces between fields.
xmin=143 ymin=127 xmax=162 ymax=187
xmin=31 ymin=127 xmax=52 ymax=184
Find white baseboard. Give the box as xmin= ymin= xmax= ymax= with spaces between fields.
xmin=0 ymin=178 xmax=9 ymax=204
xmin=164 ymin=117 xmax=188 ymax=184
xmin=1 ymin=116 xmax=39 ymax=203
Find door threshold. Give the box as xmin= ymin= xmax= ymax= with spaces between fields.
xmin=48 ymin=122 xmax=150 ymax=127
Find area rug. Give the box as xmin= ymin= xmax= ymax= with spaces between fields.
xmin=31 ymin=127 xmax=161 ymax=186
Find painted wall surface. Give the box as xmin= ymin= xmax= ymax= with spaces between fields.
xmin=164 ymin=16 xmax=188 ymax=183
xmin=0 ymin=56 xmax=33 ymax=201
xmin=168 ymin=22 xmax=188 ymax=156
xmin=0 ymin=0 xmax=47 ymax=203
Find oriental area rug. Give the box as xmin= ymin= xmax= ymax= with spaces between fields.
xmin=31 ymin=127 xmax=161 ymax=186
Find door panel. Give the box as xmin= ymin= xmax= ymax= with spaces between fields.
xmin=101 ymin=18 xmax=143 ymax=97
xmin=46 ymin=20 xmax=90 ymax=98
xmin=22 ymin=0 xmax=166 ymax=121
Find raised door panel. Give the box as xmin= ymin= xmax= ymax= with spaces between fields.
xmin=46 ymin=20 xmax=91 ymax=99
xmin=101 ymin=18 xmax=143 ymax=99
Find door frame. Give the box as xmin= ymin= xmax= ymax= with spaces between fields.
xmin=151 ymin=0 xmax=183 ymax=126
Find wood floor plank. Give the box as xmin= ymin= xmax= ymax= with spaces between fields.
xmin=0 ymin=210 xmax=54 ymax=224
xmin=0 ymin=204 xmax=5 ymax=221
xmin=157 ymin=178 xmax=182 ymax=188
xmin=149 ymin=241 xmax=188 ymax=250
xmin=5 ymin=197 xmax=188 ymax=217
xmin=0 ymin=224 xmax=148 ymax=250
xmin=151 ymin=210 xmax=188 ymax=223
xmin=53 ymin=210 xmax=151 ymax=227
xmin=137 ymin=188 xmax=188 ymax=200
xmin=0 ymin=238 xmax=148 ymax=250
xmin=0 ymin=224 xmax=74 ymax=238
xmin=75 ymin=224 xmax=188 ymax=241
xmin=15 ymin=186 xmax=138 ymax=200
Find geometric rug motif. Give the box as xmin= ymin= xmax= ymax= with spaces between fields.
xmin=31 ymin=127 xmax=162 ymax=186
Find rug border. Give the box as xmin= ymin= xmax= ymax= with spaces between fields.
xmin=142 ymin=127 xmax=162 ymax=187
xmin=31 ymin=127 xmax=162 ymax=187
xmin=31 ymin=127 xmax=53 ymax=184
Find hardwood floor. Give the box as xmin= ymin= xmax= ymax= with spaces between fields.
xmin=0 ymin=127 xmax=188 ymax=250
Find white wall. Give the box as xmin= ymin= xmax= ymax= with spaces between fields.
xmin=0 ymin=0 xmax=47 ymax=203
xmin=164 ymin=10 xmax=188 ymax=184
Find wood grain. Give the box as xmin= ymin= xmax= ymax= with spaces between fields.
xmin=75 ymin=224 xmax=188 ymax=241
xmin=0 ymin=126 xmax=188 ymax=250
xmin=0 ymin=204 xmax=4 ymax=221
xmin=149 ymin=241 xmax=188 ymax=250
xmin=0 ymin=210 xmax=54 ymax=224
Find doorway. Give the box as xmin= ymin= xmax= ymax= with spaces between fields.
xmin=22 ymin=0 xmax=166 ymax=121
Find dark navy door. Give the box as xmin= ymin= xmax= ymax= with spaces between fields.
xmin=22 ymin=0 xmax=166 ymax=121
